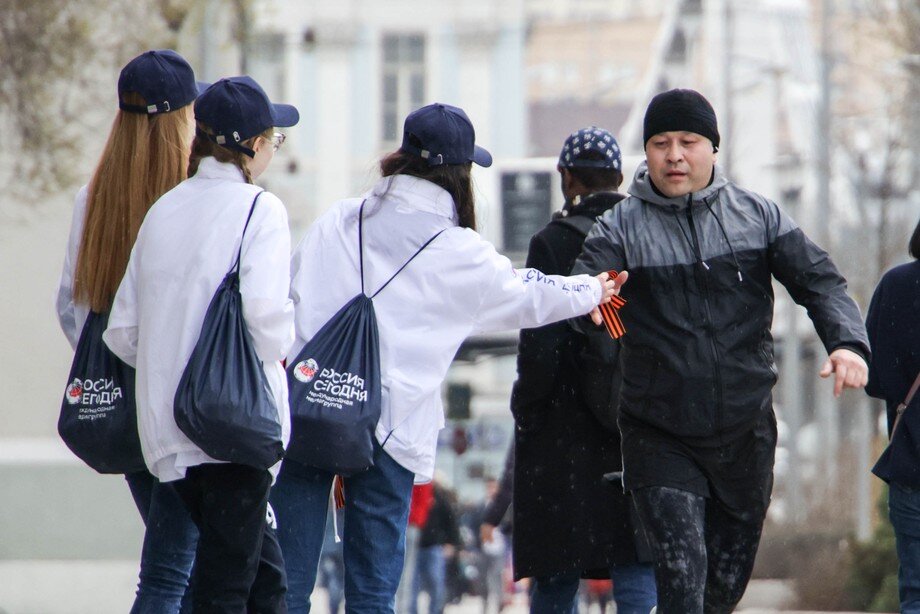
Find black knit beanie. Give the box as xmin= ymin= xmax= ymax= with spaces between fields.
xmin=643 ymin=89 xmax=720 ymax=151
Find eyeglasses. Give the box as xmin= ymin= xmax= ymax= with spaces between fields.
xmin=268 ymin=132 xmax=286 ymax=152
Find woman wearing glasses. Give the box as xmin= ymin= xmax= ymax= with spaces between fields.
xmin=105 ymin=76 xmax=299 ymax=612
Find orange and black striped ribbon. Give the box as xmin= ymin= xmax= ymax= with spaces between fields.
xmin=334 ymin=475 xmax=346 ymax=509
xmin=599 ymin=270 xmax=627 ymax=339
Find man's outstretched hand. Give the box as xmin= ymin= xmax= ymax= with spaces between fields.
xmin=819 ymin=348 xmax=869 ymax=397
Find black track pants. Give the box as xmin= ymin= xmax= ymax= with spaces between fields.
xmin=632 ymin=486 xmax=764 ymax=614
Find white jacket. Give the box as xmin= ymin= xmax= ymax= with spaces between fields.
xmin=289 ymin=174 xmax=601 ymax=481
xmin=104 ymin=158 xmax=295 ymax=482
xmin=56 ymin=185 xmax=91 ymax=349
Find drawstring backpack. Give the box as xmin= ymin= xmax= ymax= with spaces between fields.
xmin=285 ymin=199 xmax=445 ymax=475
xmin=58 ymin=311 xmax=145 ymax=474
xmin=174 ymin=191 xmax=285 ymax=470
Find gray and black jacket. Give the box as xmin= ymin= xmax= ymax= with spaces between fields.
xmin=572 ymin=162 xmax=870 ymax=442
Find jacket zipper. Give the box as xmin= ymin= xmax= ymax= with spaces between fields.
xmin=685 ymin=199 xmax=725 ymax=439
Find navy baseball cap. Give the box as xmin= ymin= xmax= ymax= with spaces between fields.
xmin=118 ymin=50 xmax=208 ymax=115
xmin=558 ymin=127 xmax=622 ymax=171
xmin=194 ymin=76 xmax=300 ymax=157
xmin=400 ymin=103 xmax=492 ymax=167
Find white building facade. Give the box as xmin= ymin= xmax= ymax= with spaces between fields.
xmin=185 ymin=0 xmax=529 ymax=239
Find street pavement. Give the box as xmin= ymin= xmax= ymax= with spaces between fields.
xmin=0 ymin=560 xmax=874 ymax=614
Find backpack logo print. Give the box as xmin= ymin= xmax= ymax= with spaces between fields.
xmin=293 ymin=358 xmax=319 ymax=383
xmin=65 ymin=379 xmax=83 ymax=405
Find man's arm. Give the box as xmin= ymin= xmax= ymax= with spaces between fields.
xmin=571 ymin=206 xmax=627 ymax=277
xmin=571 ymin=206 xmax=628 ymax=334
xmin=766 ymin=200 xmax=869 ymax=394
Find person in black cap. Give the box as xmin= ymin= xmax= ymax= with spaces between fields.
xmin=572 ymin=89 xmax=870 ymax=613
xmin=105 ymin=75 xmax=300 ymax=613
xmin=271 ymin=103 xmax=625 ymax=614
xmin=491 ymin=126 xmax=657 ymax=614
xmin=56 ymin=48 xmax=206 ymax=614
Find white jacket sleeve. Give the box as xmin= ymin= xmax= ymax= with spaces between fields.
xmin=469 ymin=234 xmax=601 ymax=334
xmin=104 ymin=244 xmax=140 ymax=368
xmin=55 ymin=187 xmax=88 ymax=349
xmin=238 ymin=192 xmax=295 ymax=364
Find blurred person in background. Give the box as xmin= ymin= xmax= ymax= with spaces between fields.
xmin=478 ymin=465 xmax=513 ymax=614
xmin=411 ymin=478 xmax=461 ymax=614
xmin=573 ymin=89 xmax=870 ymax=613
xmin=867 ymin=218 xmax=920 ymax=613
xmin=398 ymin=483 xmax=436 ymax=613
xmin=56 ymin=49 xmax=205 ymax=614
xmin=319 ymin=506 xmax=345 ymax=614
xmin=509 ymin=127 xmax=657 ymax=614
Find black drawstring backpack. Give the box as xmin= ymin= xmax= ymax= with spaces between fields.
xmin=286 ymin=200 xmax=444 ymax=475
xmin=58 ymin=310 xmax=146 ymax=474
xmin=174 ymin=191 xmax=284 ymax=470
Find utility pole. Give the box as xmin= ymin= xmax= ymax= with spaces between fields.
xmin=773 ymin=65 xmax=804 ymax=525
xmin=721 ymin=0 xmax=734 ymax=179
xmin=815 ymin=0 xmax=832 ymax=249
xmin=814 ymin=0 xmax=863 ymax=532
xmin=232 ymin=0 xmax=251 ymax=75
xmin=198 ymin=0 xmax=217 ymax=81
xmin=852 ymin=141 xmax=873 ymax=542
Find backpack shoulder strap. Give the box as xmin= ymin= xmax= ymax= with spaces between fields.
xmin=358 ymin=198 xmax=447 ymax=299
xmin=890 ymin=370 xmax=920 ymax=439
xmin=231 ymin=190 xmax=265 ymax=274
xmin=904 ymin=371 xmax=920 ymax=409
xmin=370 ymin=228 xmax=447 ymax=299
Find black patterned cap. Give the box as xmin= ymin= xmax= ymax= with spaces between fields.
xmin=558 ymin=126 xmax=621 ymax=170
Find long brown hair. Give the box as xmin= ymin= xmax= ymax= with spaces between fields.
xmin=74 ymin=93 xmax=194 ymax=312
xmin=187 ymin=124 xmax=273 ymax=184
xmin=379 ymin=149 xmax=476 ymax=231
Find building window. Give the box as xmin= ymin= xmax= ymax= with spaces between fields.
xmin=381 ymin=33 xmax=426 ymax=146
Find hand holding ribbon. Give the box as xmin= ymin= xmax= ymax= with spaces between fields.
xmin=589 ymin=270 xmax=628 ymax=338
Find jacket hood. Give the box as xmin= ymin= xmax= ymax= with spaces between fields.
xmin=628 ymin=160 xmax=729 ymax=209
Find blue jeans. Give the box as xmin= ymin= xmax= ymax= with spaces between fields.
xmin=125 ymin=470 xmax=198 ymax=614
xmin=889 ymin=482 xmax=920 ymax=613
xmin=270 ymin=441 xmax=415 ymax=613
xmin=531 ymin=563 xmax=656 ymax=614
xmin=411 ymin=545 xmax=447 ymax=614
xmin=610 ymin=564 xmax=658 ymax=614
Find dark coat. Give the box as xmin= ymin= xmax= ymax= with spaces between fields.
xmin=510 ymin=192 xmax=650 ymax=581
xmin=573 ymin=163 xmax=870 ymax=443
xmin=867 ymin=261 xmax=920 ymax=487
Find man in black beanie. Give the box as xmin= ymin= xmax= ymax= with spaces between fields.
xmin=572 ymin=88 xmax=870 ymax=613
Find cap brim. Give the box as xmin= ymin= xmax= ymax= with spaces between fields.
xmin=196 ymin=81 xmax=211 ymax=96
xmin=271 ymin=103 xmax=300 ymax=128
xmin=471 ymin=144 xmax=492 ymax=168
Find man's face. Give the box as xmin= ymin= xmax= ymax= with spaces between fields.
xmin=644 ymin=131 xmax=717 ymax=198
